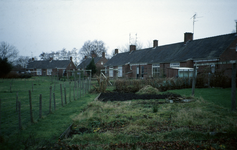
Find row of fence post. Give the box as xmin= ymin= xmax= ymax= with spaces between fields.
xmin=14 ymin=75 xmax=91 ymax=131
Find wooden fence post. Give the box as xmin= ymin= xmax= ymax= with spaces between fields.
xmin=49 ymin=86 xmax=52 ymax=113
xmin=73 ymin=87 xmax=75 ymax=100
xmin=39 ymin=94 xmax=42 ymax=118
xmin=231 ymin=63 xmax=236 ymax=111
xmin=64 ymin=87 xmax=67 ymax=104
xmin=53 ymin=93 xmax=56 ymax=110
xmin=188 ymin=70 xmax=190 ymax=86
xmin=10 ymin=80 xmax=12 ymax=93
xmin=29 ymin=90 xmax=34 ymax=123
xmin=16 ymin=92 xmax=18 ymax=112
xmin=77 ymin=81 xmax=79 ymax=100
xmin=84 ymin=79 xmax=86 ymax=95
xmin=69 ymin=82 xmax=71 ymax=102
xmin=79 ymin=74 xmax=81 ymax=98
xmin=18 ymin=101 xmax=22 ymax=130
xmin=60 ymin=84 xmax=63 ymax=107
xmin=192 ymin=66 xmax=197 ymax=96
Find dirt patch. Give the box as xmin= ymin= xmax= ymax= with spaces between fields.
xmin=98 ymin=92 xmax=181 ymax=102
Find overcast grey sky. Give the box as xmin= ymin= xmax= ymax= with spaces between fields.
xmin=0 ymin=0 xmax=237 ymax=59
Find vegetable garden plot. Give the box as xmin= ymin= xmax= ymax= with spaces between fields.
xmin=98 ymin=92 xmax=181 ymax=102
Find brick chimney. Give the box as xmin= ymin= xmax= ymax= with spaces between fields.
xmin=153 ymin=40 xmax=158 ymax=48
xmin=32 ymin=57 xmax=34 ymax=61
xmin=70 ymin=57 xmax=72 ymax=61
xmin=102 ymin=52 xmax=105 ymax=58
xmin=129 ymin=45 xmax=136 ymax=52
xmin=50 ymin=57 xmax=53 ymax=61
xmin=115 ymin=49 xmax=118 ymax=54
xmin=184 ymin=32 xmax=193 ymax=44
xmin=84 ymin=56 xmax=87 ymax=59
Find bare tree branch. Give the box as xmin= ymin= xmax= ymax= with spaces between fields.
xmin=0 ymin=41 xmax=19 ymax=62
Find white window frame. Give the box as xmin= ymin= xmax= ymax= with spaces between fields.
xmin=118 ymin=66 xmax=122 ymax=77
xmin=37 ymin=69 xmax=42 ymax=75
xmin=211 ymin=64 xmax=215 ymax=73
xmin=152 ymin=64 xmax=160 ymax=77
xmin=170 ymin=62 xmax=180 ymax=68
xmin=109 ymin=67 xmax=113 ymax=77
xmin=47 ymin=69 xmax=52 ymax=75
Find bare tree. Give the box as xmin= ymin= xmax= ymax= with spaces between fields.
xmin=39 ymin=52 xmax=50 ymax=60
xmin=38 ymin=48 xmax=80 ymax=65
xmin=69 ymin=48 xmax=80 ymax=66
xmin=79 ymin=40 xmax=108 ymax=58
xmin=0 ymin=41 xmax=19 ymax=62
xmin=14 ymin=56 xmax=30 ymax=68
xmin=60 ymin=48 xmax=68 ymax=60
xmin=146 ymin=40 xmax=152 ymax=48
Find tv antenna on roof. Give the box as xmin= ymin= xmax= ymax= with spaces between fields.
xmin=191 ymin=13 xmax=202 ymax=36
xmin=129 ymin=33 xmax=137 ymax=45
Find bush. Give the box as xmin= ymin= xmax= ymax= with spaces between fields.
xmin=3 ymin=72 xmax=19 ymax=78
xmin=0 ymin=58 xmax=13 ymax=77
xmin=19 ymin=73 xmax=32 ymax=78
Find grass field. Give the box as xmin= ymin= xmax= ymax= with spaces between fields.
xmin=1 ymin=77 xmax=237 ymax=149
xmin=0 ymin=76 xmax=98 ymax=149
xmin=164 ymin=88 xmax=235 ymax=108
xmin=60 ymin=87 xmax=237 ymax=149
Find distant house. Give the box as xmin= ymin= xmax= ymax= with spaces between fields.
xmin=77 ymin=51 xmax=108 ymax=75
xmin=26 ymin=57 xmax=77 ymax=76
xmin=105 ymin=31 xmax=237 ymax=79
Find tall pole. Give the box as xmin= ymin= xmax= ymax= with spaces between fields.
xmin=192 ymin=65 xmax=197 ymax=96
xmin=231 ymin=62 xmax=236 ymax=111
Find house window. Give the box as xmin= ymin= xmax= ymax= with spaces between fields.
xmin=118 ymin=66 xmax=122 ymax=77
xmin=37 ymin=69 xmax=42 ymax=75
xmin=47 ymin=69 xmax=52 ymax=75
xmin=178 ymin=69 xmax=194 ymax=78
xmin=152 ymin=64 xmax=160 ymax=77
xmin=170 ymin=62 xmax=180 ymax=68
xmin=211 ymin=65 xmax=215 ymax=73
xmin=109 ymin=67 xmax=113 ymax=77
xmin=101 ymin=61 xmax=103 ymax=65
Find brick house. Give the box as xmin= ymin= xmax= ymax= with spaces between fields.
xmin=105 ymin=31 xmax=237 ymax=79
xmin=77 ymin=51 xmax=108 ymax=75
xmin=26 ymin=57 xmax=77 ymax=76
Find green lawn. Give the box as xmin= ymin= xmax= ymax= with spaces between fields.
xmin=166 ymin=88 xmax=235 ymax=108
xmin=0 ymin=76 xmax=97 ymax=149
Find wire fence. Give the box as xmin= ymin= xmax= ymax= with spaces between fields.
xmin=0 ymin=75 xmax=91 ymax=137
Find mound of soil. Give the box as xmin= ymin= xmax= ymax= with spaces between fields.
xmin=136 ymin=85 xmax=159 ymax=95
xmin=98 ymin=92 xmax=181 ymax=102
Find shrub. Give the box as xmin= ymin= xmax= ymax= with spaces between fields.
xmin=3 ymin=72 xmax=19 ymax=78
xmin=19 ymin=73 xmax=32 ymax=78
